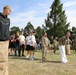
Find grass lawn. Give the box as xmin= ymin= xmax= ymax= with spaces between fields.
xmin=9 ymin=50 xmax=76 ymax=75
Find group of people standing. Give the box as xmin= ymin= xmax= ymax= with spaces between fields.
xmin=0 ymin=5 xmax=76 ymax=75
xmin=9 ymin=31 xmax=72 ymax=63
xmin=26 ymin=31 xmax=36 ymax=60
xmin=9 ymin=31 xmax=25 ymax=57
xmin=41 ymin=32 xmax=71 ymax=63
xmin=9 ymin=31 xmax=37 ymax=60
xmin=59 ymin=32 xmax=71 ymax=63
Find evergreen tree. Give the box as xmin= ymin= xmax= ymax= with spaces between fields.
xmin=10 ymin=26 xmax=20 ymax=35
xmin=24 ymin=21 xmax=34 ymax=36
xmin=72 ymin=26 xmax=76 ymax=34
xmin=45 ymin=0 xmax=70 ymax=38
xmin=36 ymin=26 xmax=43 ymax=39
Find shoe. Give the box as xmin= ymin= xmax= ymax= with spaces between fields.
xmin=61 ymin=61 xmax=68 ymax=64
xmin=32 ymin=56 xmax=36 ymax=60
xmin=42 ymin=57 xmax=46 ymax=61
xmin=18 ymin=55 xmax=20 ymax=57
xmin=53 ymin=51 xmax=55 ymax=54
xmin=29 ymin=56 xmax=34 ymax=60
xmin=22 ymin=55 xmax=25 ymax=56
xmin=15 ymin=54 xmax=17 ymax=56
xmin=26 ymin=55 xmax=30 ymax=58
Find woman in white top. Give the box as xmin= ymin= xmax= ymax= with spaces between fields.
xmin=26 ymin=33 xmax=32 ymax=58
xmin=30 ymin=31 xmax=36 ymax=60
xmin=19 ymin=31 xmax=25 ymax=56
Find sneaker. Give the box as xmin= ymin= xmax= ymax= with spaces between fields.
xmin=18 ymin=55 xmax=20 ymax=57
xmin=26 ymin=55 xmax=30 ymax=58
xmin=22 ymin=54 xmax=25 ymax=57
xmin=61 ymin=60 xmax=68 ymax=64
xmin=32 ymin=56 xmax=36 ymax=60
xmin=29 ymin=56 xmax=34 ymax=60
xmin=15 ymin=54 xmax=17 ymax=56
xmin=42 ymin=57 xmax=47 ymax=61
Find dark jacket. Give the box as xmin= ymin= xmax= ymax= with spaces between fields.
xmin=0 ymin=13 xmax=10 ymax=41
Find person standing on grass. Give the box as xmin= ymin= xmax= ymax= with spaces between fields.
xmin=50 ymin=36 xmax=54 ymax=53
xmin=26 ymin=32 xmax=32 ymax=58
xmin=59 ymin=32 xmax=70 ymax=63
xmin=0 ymin=5 xmax=12 ymax=75
xmin=9 ymin=34 xmax=16 ymax=55
xmin=65 ymin=32 xmax=71 ymax=55
xmin=73 ymin=35 xmax=76 ymax=52
xmin=30 ymin=31 xmax=36 ymax=60
xmin=42 ymin=32 xmax=50 ymax=61
xmin=15 ymin=31 xmax=20 ymax=56
xmin=53 ymin=37 xmax=58 ymax=53
xmin=19 ymin=31 xmax=26 ymax=56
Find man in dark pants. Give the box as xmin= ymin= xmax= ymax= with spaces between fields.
xmin=0 ymin=5 xmax=12 ymax=75
xmin=15 ymin=31 xmax=20 ymax=56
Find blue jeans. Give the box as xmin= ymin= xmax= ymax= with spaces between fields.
xmin=15 ymin=44 xmax=20 ymax=56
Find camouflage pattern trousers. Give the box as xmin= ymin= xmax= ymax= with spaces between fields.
xmin=0 ymin=41 xmax=9 ymax=75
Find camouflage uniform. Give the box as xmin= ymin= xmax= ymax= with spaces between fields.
xmin=42 ymin=36 xmax=50 ymax=60
xmin=53 ymin=39 xmax=58 ymax=53
xmin=73 ymin=38 xmax=76 ymax=52
xmin=65 ymin=38 xmax=71 ymax=55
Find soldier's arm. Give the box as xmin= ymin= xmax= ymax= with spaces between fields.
xmin=48 ymin=38 xmax=51 ymax=47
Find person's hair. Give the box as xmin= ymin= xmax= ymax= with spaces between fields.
xmin=66 ymin=31 xmax=70 ymax=35
xmin=33 ymin=31 xmax=36 ymax=33
xmin=3 ymin=5 xmax=12 ymax=11
xmin=43 ymin=32 xmax=47 ymax=35
xmin=28 ymin=32 xmax=31 ymax=34
xmin=20 ymin=31 xmax=24 ymax=34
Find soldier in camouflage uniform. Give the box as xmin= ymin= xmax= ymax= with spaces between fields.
xmin=65 ymin=33 xmax=71 ymax=55
xmin=59 ymin=36 xmax=68 ymax=63
xmin=53 ymin=37 xmax=58 ymax=53
xmin=42 ymin=32 xmax=50 ymax=61
xmin=73 ymin=35 xmax=76 ymax=52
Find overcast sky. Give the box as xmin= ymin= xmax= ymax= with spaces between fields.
xmin=0 ymin=0 xmax=76 ymax=29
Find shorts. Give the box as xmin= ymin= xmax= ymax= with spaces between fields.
xmin=26 ymin=45 xmax=31 ymax=50
xmin=30 ymin=46 xmax=35 ymax=50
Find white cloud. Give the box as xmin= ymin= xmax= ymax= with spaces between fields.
xmin=65 ymin=9 xmax=76 ymax=16
xmin=38 ymin=1 xmax=53 ymax=13
xmin=63 ymin=1 xmax=76 ymax=28
xmin=66 ymin=12 xmax=76 ymax=28
xmin=11 ymin=5 xmax=20 ymax=12
xmin=9 ymin=10 xmax=45 ymax=29
xmin=10 ymin=10 xmax=36 ymax=23
xmin=38 ymin=2 xmax=50 ymax=9
xmin=63 ymin=1 xmax=76 ymax=7
xmin=16 ymin=11 xmax=36 ymax=18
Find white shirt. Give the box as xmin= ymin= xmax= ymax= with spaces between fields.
xmin=26 ymin=36 xmax=31 ymax=45
xmin=31 ymin=35 xmax=36 ymax=46
xmin=19 ymin=35 xmax=25 ymax=45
